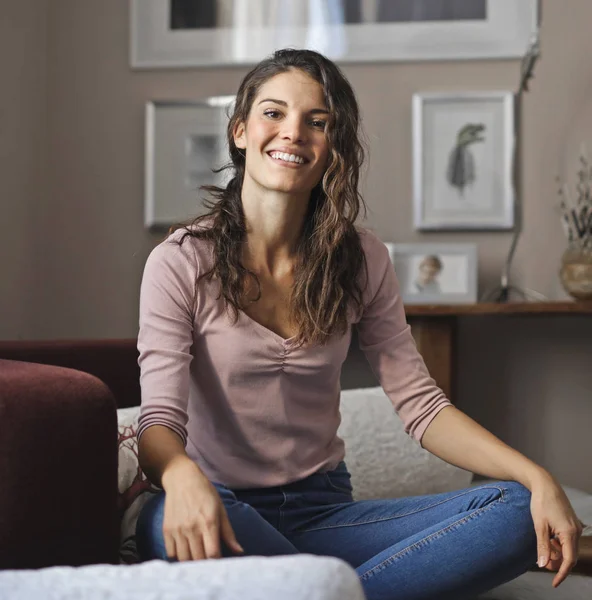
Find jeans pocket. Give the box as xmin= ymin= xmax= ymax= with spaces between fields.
xmin=324 ymin=466 xmax=353 ymax=494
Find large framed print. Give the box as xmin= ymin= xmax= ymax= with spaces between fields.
xmin=144 ymin=97 xmax=234 ymax=230
xmin=130 ymin=0 xmax=539 ymax=69
xmin=412 ymin=91 xmax=515 ymax=231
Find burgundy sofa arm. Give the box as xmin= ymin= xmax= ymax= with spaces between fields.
xmin=0 ymin=359 xmax=120 ymax=568
xmin=0 ymin=339 xmax=141 ymax=409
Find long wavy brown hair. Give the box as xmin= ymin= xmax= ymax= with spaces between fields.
xmin=173 ymin=48 xmax=368 ymax=347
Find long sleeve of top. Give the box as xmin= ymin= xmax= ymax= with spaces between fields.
xmin=137 ymin=227 xmax=452 ymax=488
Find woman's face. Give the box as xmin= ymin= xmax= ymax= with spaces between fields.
xmin=233 ymin=69 xmax=330 ymax=197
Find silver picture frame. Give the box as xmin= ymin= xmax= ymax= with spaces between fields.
xmin=144 ymin=97 xmax=235 ymax=230
xmin=412 ymin=91 xmax=515 ymax=231
xmin=130 ymin=0 xmax=539 ymax=69
xmin=384 ymin=242 xmax=478 ymax=305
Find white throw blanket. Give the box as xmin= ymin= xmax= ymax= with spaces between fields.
xmin=0 ymin=556 xmax=364 ymax=600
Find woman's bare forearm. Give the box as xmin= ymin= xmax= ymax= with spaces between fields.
xmin=421 ymin=406 xmax=551 ymax=491
xmin=138 ymin=425 xmax=206 ymax=489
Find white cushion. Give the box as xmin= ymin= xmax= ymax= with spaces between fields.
xmin=117 ymin=406 xmax=158 ymax=563
xmin=338 ymin=386 xmax=473 ymax=499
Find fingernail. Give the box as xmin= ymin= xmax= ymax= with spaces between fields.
xmin=538 ymin=556 xmax=547 ymax=568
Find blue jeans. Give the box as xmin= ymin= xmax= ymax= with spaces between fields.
xmin=137 ymin=462 xmax=537 ymax=600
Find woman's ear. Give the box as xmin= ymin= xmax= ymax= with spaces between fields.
xmin=233 ymin=121 xmax=246 ymax=150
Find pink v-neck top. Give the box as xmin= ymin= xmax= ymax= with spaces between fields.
xmin=137 ymin=227 xmax=452 ymax=488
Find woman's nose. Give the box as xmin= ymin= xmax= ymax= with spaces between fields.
xmin=281 ymin=117 xmax=307 ymax=143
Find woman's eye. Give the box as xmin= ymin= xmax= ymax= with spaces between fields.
xmin=311 ymin=119 xmax=326 ymax=130
xmin=263 ymin=110 xmax=281 ymax=119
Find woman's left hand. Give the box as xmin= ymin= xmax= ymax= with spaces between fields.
xmin=529 ymin=473 xmax=584 ymax=588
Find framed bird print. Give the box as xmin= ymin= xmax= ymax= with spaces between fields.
xmin=412 ymin=91 xmax=515 ymax=230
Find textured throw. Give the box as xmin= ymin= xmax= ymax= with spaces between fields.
xmin=0 ymin=555 xmax=365 ymax=600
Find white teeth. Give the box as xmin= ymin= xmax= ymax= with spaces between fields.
xmin=270 ymin=151 xmax=304 ymax=164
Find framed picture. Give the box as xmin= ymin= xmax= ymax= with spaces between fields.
xmin=384 ymin=243 xmax=478 ymax=304
xmin=144 ymin=97 xmax=234 ymax=230
xmin=412 ymin=91 xmax=515 ymax=231
xmin=130 ymin=0 xmax=539 ymax=69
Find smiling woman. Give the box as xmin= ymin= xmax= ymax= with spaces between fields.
xmin=135 ymin=48 xmax=582 ymax=600
xmin=167 ymin=49 xmax=366 ymax=347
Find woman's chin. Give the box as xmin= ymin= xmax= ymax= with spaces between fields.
xmin=266 ymin=181 xmax=314 ymax=196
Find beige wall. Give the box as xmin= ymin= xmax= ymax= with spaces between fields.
xmin=0 ymin=0 xmax=47 ymax=339
xmin=3 ymin=0 xmax=592 ymax=492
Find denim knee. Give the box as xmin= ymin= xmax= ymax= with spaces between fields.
xmin=500 ymin=481 xmax=537 ymax=560
xmin=502 ymin=481 xmax=531 ymax=507
xmin=500 ymin=481 xmax=532 ymax=518
xmin=136 ymin=491 xmax=169 ymax=562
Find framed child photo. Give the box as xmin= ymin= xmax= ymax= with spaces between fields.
xmin=385 ymin=243 xmax=478 ymax=305
xmin=412 ymin=91 xmax=515 ymax=231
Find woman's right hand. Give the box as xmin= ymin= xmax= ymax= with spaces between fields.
xmin=160 ymin=457 xmax=244 ymax=561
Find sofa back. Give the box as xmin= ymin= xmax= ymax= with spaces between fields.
xmin=0 ymin=339 xmax=141 ymax=408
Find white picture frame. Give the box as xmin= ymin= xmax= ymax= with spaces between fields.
xmin=130 ymin=0 xmax=539 ymax=69
xmin=412 ymin=91 xmax=515 ymax=231
xmin=144 ymin=97 xmax=234 ymax=229
xmin=384 ymin=243 xmax=478 ymax=305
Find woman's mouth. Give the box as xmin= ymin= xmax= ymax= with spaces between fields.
xmin=267 ymin=151 xmax=308 ymax=166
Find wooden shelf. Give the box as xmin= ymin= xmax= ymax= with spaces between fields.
xmin=403 ymin=301 xmax=592 ymax=401
xmin=404 ymin=301 xmax=592 ymax=317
